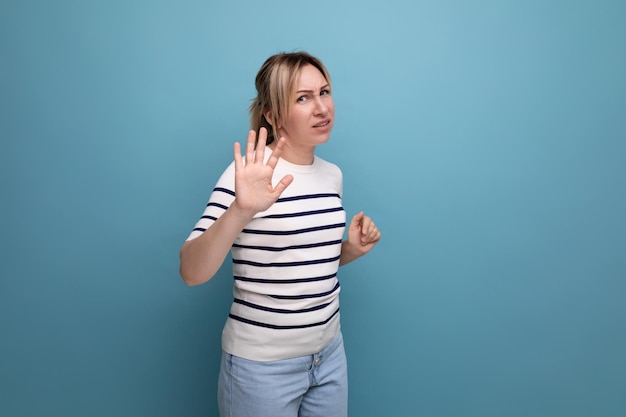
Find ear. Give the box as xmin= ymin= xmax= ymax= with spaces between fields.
xmin=264 ymin=112 xmax=283 ymax=131
xmin=263 ymin=111 xmax=273 ymax=126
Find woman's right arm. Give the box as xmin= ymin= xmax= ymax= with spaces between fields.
xmin=179 ymin=129 xmax=293 ymax=286
xmin=179 ymin=201 xmax=254 ymax=286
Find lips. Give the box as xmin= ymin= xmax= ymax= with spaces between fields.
xmin=313 ymin=120 xmax=331 ymax=128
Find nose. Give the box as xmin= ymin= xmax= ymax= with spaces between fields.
xmin=313 ymin=96 xmax=329 ymax=116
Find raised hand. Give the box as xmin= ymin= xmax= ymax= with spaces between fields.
xmin=179 ymin=128 xmax=293 ymax=286
xmin=232 ymin=128 xmax=293 ymax=217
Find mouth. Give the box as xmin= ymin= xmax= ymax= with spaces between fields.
xmin=313 ymin=120 xmax=331 ymax=128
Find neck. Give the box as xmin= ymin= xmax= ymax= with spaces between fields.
xmin=269 ymin=142 xmax=315 ymax=165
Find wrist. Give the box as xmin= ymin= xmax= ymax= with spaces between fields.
xmin=340 ymin=240 xmax=363 ymax=266
xmin=229 ymin=199 xmax=256 ymax=223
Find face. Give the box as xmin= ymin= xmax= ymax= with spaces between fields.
xmin=274 ymin=64 xmax=334 ymax=154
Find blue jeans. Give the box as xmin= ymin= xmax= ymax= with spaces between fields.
xmin=218 ymin=331 xmax=348 ymax=417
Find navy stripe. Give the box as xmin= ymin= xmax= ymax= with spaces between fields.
xmin=229 ymin=308 xmax=340 ymax=330
xmin=214 ymin=187 xmax=235 ymax=196
xmin=193 ymin=227 xmax=206 ymax=233
xmin=232 ymin=255 xmax=340 ymax=268
xmin=270 ymin=282 xmax=341 ymax=300
xmin=276 ymin=193 xmax=340 ymax=203
xmin=233 ymin=298 xmax=331 ymax=314
xmin=206 ymin=202 xmax=228 ymax=210
xmin=232 ymin=239 xmax=342 ymax=252
xmin=263 ymin=206 xmax=344 ymax=219
xmin=201 ymin=215 xmax=217 ymax=221
xmin=234 ymin=273 xmax=336 ymax=284
xmin=242 ymin=223 xmax=345 ymax=236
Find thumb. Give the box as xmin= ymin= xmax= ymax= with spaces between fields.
xmin=350 ymin=211 xmax=364 ymax=229
xmin=273 ymin=174 xmax=294 ymax=196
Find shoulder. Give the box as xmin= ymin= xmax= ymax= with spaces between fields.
xmin=215 ymin=160 xmax=236 ymax=187
xmin=312 ymin=155 xmax=343 ymax=196
xmin=314 ymin=155 xmax=343 ymax=177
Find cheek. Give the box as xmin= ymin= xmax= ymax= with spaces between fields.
xmin=291 ymin=111 xmax=309 ymax=128
xmin=280 ymin=112 xmax=305 ymax=131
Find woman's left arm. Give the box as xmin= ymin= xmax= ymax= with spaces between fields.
xmin=339 ymin=211 xmax=381 ymax=266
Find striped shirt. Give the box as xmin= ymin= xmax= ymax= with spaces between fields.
xmin=187 ymin=148 xmax=346 ymax=361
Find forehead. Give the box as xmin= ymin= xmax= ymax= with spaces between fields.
xmin=295 ymin=64 xmax=328 ymax=90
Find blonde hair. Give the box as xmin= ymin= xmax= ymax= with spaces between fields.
xmin=249 ymin=52 xmax=332 ymax=145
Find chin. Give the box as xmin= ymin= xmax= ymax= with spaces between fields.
xmin=315 ymin=133 xmax=332 ymax=145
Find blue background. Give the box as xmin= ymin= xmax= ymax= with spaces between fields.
xmin=2 ymin=0 xmax=625 ymax=416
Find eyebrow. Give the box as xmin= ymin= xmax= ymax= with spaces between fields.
xmin=296 ymin=84 xmax=330 ymax=94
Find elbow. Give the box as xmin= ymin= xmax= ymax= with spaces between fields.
xmin=179 ymin=240 xmax=217 ymax=286
xmin=179 ymin=265 xmax=212 ymax=286
xmin=180 ymin=270 xmax=200 ymax=286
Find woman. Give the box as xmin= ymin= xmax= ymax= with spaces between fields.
xmin=180 ymin=52 xmax=380 ymax=417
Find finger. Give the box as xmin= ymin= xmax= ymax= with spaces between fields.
xmin=234 ymin=141 xmax=243 ymax=170
xmin=359 ymin=215 xmax=372 ymax=235
xmin=350 ymin=211 xmax=364 ymax=230
xmin=245 ymin=130 xmax=256 ymax=164
xmin=368 ymin=221 xmax=379 ymax=237
xmin=359 ymin=216 xmax=378 ymax=243
xmin=266 ymin=137 xmax=286 ymax=169
xmin=363 ymin=219 xmax=376 ymax=237
xmin=272 ymin=174 xmax=294 ymax=196
xmin=255 ymin=128 xmax=267 ymax=163
xmin=365 ymin=225 xmax=381 ymax=244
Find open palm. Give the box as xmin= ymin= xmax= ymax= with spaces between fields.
xmin=233 ymin=128 xmax=293 ymax=216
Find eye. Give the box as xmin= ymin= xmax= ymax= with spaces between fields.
xmin=296 ymin=95 xmax=309 ymax=103
xmin=320 ymin=89 xmax=331 ymax=96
